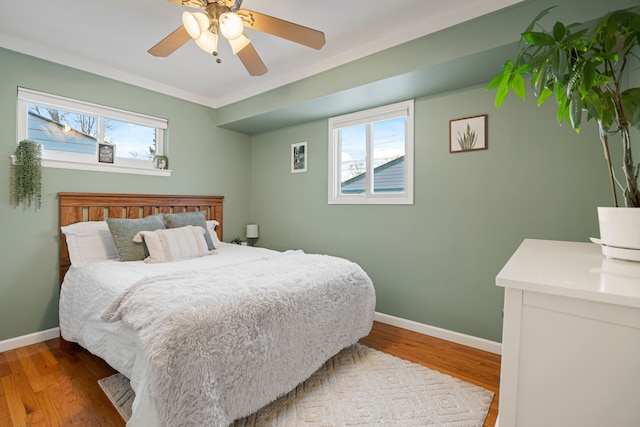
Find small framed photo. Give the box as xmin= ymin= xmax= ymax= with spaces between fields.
xmin=449 ymin=114 xmax=487 ymax=153
xmin=291 ymin=141 xmax=307 ymax=173
xmin=98 ymin=143 xmax=115 ymax=164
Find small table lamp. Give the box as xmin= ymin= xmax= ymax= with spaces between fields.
xmin=246 ymin=224 xmax=259 ymax=246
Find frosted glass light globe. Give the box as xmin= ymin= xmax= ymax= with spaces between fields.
xmin=219 ymin=12 xmax=244 ymax=40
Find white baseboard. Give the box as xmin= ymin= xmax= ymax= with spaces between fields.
xmin=0 ymin=327 xmax=60 ymax=353
xmin=0 ymin=315 xmax=502 ymax=356
xmin=374 ymin=312 xmax=502 ymax=355
xmin=0 ymin=320 xmax=499 ymax=425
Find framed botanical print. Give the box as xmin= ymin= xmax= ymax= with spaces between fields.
xmin=450 ymin=115 xmax=487 ymax=153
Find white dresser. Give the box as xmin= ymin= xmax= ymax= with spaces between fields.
xmin=496 ymin=239 xmax=640 ymax=427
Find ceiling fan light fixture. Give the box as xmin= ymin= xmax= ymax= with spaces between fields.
xmin=219 ymin=12 xmax=244 ymax=40
xmin=182 ymin=11 xmax=209 ymax=39
xmin=150 ymin=2 xmax=325 ymax=76
xmin=195 ymin=30 xmax=219 ymax=55
xmin=228 ymin=33 xmax=251 ymax=55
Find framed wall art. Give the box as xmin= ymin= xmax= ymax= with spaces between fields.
xmin=449 ymin=114 xmax=487 ymax=153
xmin=291 ymin=141 xmax=307 ymax=173
xmin=98 ymin=143 xmax=115 ymax=164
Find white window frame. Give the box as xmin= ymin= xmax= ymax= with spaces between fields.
xmin=16 ymin=87 xmax=170 ymax=176
xmin=328 ymin=100 xmax=414 ymax=205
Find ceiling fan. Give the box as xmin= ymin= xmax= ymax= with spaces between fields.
xmin=148 ymin=0 xmax=326 ymax=76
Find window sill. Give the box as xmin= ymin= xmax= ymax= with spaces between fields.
xmin=328 ymin=197 xmax=414 ymax=205
xmin=41 ymin=159 xmax=172 ymax=177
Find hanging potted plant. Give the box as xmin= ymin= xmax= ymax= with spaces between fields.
xmin=488 ymin=7 xmax=640 ymax=258
xmin=10 ymin=139 xmax=42 ymax=209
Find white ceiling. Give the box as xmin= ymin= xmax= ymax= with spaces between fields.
xmin=0 ymin=0 xmax=522 ymax=109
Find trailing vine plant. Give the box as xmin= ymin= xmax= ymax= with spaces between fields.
xmin=10 ymin=139 xmax=42 ymax=209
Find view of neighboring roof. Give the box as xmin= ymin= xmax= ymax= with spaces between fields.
xmin=341 ymin=156 xmax=405 ymax=194
xmin=27 ymin=111 xmax=97 ymax=153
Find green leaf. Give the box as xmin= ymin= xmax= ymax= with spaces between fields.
xmin=582 ymin=91 xmax=603 ymax=122
xmin=621 ymin=88 xmax=640 ymax=128
xmin=489 ymin=61 xmax=517 ymax=108
xmin=555 ymin=82 xmax=565 ymax=103
xmin=557 ymin=103 xmax=565 ymax=125
xmin=563 ymin=28 xmax=589 ymax=44
xmin=495 ymin=83 xmax=510 ymax=108
xmin=596 ymin=73 xmax=612 ymax=86
xmin=532 ymin=66 xmax=543 ymax=91
xmin=596 ymin=52 xmax=618 ymax=62
xmin=486 ymin=69 xmax=506 ymax=90
xmin=581 ymin=61 xmax=596 ymax=94
xmin=551 ymin=47 xmax=567 ymax=81
xmin=523 ymin=31 xmax=556 ymax=46
xmin=538 ymin=87 xmax=553 ymax=106
xmin=511 ymin=73 xmax=526 ymax=100
xmin=566 ymin=63 xmax=581 ymax=94
xmin=600 ymin=93 xmax=616 ymax=130
xmin=525 ymin=7 xmax=556 ymax=33
xmin=555 ymin=86 xmax=568 ymax=124
xmin=553 ymin=21 xmax=566 ymax=41
xmin=569 ymin=90 xmax=582 ymax=132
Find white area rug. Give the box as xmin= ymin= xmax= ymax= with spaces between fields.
xmin=97 ymin=372 xmax=134 ymax=421
xmin=99 ymin=344 xmax=494 ymax=426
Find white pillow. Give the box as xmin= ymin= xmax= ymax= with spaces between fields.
xmin=206 ymin=220 xmax=222 ymax=247
xmin=61 ymin=221 xmax=119 ymax=268
xmin=134 ymin=225 xmax=210 ymax=263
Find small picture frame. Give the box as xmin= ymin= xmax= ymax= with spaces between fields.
xmin=449 ymin=114 xmax=487 ymax=153
xmin=98 ymin=143 xmax=115 ymax=164
xmin=291 ymin=141 xmax=307 ymax=173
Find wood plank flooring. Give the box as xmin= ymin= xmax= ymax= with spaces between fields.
xmin=0 ymin=321 xmax=500 ymax=426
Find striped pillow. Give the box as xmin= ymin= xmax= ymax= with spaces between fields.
xmin=133 ymin=225 xmax=210 ymax=263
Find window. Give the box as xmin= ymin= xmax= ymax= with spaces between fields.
xmin=17 ymin=87 xmax=169 ymax=176
xmin=328 ymin=100 xmax=414 ymax=204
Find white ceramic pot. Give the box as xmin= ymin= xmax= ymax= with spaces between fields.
xmin=598 ymin=207 xmax=640 ymax=254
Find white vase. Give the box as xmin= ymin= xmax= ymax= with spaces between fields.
xmin=597 ymin=207 xmax=640 ymax=261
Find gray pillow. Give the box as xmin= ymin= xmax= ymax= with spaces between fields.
xmin=163 ymin=211 xmax=215 ymax=250
xmin=106 ymin=214 xmax=166 ymax=261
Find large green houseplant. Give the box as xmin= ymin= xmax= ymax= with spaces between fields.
xmin=488 ymin=7 xmax=640 ymax=208
xmin=10 ymin=139 xmax=42 ymax=209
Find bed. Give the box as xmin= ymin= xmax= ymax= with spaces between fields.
xmin=57 ymin=192 xmax=376 ymax=427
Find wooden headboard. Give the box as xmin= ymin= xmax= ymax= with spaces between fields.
xmin=59 ymin=192 xmax=224 ymax=284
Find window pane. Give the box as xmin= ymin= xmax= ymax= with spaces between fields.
xmin=340 ymin=124 xmax=367 ymax=194
xmin=104 ymin=118 xmax=157 ymax=160
xmin=328 ymin=99 xmax=413 ymax=205
xmin=28 ymin=105 xmax=97 ymax=154
xmin=373 ymin=117 xmax=405 ymax=194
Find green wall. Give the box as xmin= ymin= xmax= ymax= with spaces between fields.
xmin=1 ymin=0 xmax=637 ymax=345
xmin=249 ymin=85 xmax=613 ymax=342
xmin=0 ymin=48 xmax=252 ymax=341
xmin=245 ymin=0 xmax=638 ymax=343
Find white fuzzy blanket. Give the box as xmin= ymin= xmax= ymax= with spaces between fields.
xmin=101 ymin=251 xmax=375 ymax=427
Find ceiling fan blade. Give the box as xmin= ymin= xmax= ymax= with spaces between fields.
xmin=238 ymin=10 xmax=325 ymax=50
xmin=148 ymin=26 xmax=192 ymax=57
xmin=167 ymin=0 xmax=206 ymax=9
xmin=236 ymin=42 xmax=267 ymax=76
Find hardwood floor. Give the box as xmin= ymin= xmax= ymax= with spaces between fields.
xmin=0 ymin=338 xmax=120 ymax=427
xmin=0 ymin=321 xmax=500 ymax=426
